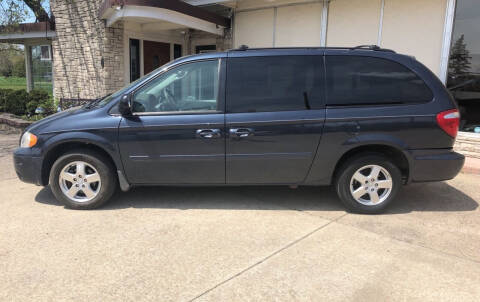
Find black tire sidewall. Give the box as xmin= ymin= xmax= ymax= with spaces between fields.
xmin=49 ymin=151 xmax=117 ymax=209
xmin=335 ymin=154 xmax=402 ymax=214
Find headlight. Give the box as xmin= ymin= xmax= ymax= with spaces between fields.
xmin=20 ymin=131 xmax=38 ymax=148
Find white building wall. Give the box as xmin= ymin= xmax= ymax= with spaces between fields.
xmin=275 ymin=3 xmax=323 ymax=47
xmin=234 ymin=0 xmax=325 ymax=48
xmin=381 ymin=0 xmax=447 ymax=75
xmin=231 ymin=0 xmax=450 ymax=77
xmin=234 ymin=8 xmax=275 ymax=47
xmin=326 ymin=0 xmax=382 ymax=47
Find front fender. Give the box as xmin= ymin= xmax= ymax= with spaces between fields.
xmin=40 ymin=130 xmax=123 ymax=171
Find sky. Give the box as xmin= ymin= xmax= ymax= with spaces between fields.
xmin=23 ymin=0 xmax=50 ymax=23
xmin=0 ymin=0 xmax=50 ymax=23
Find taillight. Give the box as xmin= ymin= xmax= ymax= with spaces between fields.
xmin=436 ymin=109 xmax=460 ymax=138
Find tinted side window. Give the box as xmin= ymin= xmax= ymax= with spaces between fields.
xmin=325 ymin=56 xmax=433 ymax=106
xmin=226 ymin=56 xmax=323 ymax=113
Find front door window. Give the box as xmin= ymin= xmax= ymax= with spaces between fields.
xmin=132 ymin=60 xmax=220 ymax=113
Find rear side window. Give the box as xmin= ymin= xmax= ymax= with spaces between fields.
xmin=226 ymin=56 xmax=323 ymax=113
xmin=325 ymin=56 xmax=433 ymax=106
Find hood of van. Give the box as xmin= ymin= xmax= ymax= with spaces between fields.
xmin=26 ymin=106 xmax=89 ymax=134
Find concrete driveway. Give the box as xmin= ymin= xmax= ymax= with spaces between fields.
xmin=1 ymin=132 xmax=479 ymax=301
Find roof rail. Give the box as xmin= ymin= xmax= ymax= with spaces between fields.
xmin=351 ymin=45 xmax=396 ymax=53
xmin=229 ymin=44 xmax=396 ymax=53
xmin=232 ymin=44 xmax=249 ymax=51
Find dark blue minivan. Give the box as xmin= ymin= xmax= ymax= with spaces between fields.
xmin=13 ymin=46 xmax=465 ymax=213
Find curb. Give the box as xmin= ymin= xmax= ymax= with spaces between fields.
xmin=461 ymin=157 xmax=480 ymax=175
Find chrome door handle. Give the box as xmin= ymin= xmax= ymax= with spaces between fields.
xmin=196 ymin=129 xmax=221 ymax=139
xmin=229 ymin=128 xmax=254 ymax=138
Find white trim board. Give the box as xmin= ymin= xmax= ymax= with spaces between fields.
xmin=377 ymin=0 xmax=385 ymax=46
xmin=320 ymin=0 xmax=328 ymax=47
xmin=0 ymin=31 xmax=55 ymax=41
xmin=439 ymin=0 xmax=456 ymax=84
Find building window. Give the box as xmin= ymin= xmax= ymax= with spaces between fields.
xmin=129 ymin=39 xmax=140 ymax=82
xmin=39 ymin=45 xmax=51 ymax=61
xmin=447 ymin=0 xmax=480 ymax=132
xmin=174 ymin=44 xmax=182 ymax=59
xmin=195 ymin=45 xmax=216 ymax=54
xmin=30 ymin=45 xmax=52 ymax=94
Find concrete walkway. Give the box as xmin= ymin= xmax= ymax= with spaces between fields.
xmin=1 ymin=132 xmax=480 ymax=301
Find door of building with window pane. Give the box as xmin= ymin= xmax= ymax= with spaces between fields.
xmin=448 ymin=0 xmax=480 ymax=132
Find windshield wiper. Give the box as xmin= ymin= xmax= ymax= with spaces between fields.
xmin=84 ymin=94 xmax=111 ymax=109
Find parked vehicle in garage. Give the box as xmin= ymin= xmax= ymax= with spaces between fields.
xmin=13 ymin=46 xmax=464 ymax=213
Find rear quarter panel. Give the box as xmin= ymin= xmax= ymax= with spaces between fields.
xmin=304 ymin=50 xmax=456 ymax=185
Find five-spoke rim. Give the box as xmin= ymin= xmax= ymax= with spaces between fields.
xmin=59 ymin=161 xmax=101 ymax=203
xmin=349 ymin=165 xmax=393 ymax=206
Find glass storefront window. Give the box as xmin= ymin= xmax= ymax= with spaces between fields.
xmin=31 ymin=45 xmax=53 ymax=94
xmin=448 ymin=0 xmax=480 ymax=132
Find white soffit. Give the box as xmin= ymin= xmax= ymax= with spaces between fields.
xmin=105 ymin=5 xmax=224 ymax=35
xmin=0 ymin=31 xmax=55 ymax=43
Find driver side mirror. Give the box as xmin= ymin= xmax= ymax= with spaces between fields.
xmin=118 ymin=94 xmax=132 ymax=116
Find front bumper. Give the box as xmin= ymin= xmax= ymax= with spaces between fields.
xmin=409 ymin=149 xmax=465 ymax=183
xmin=13 ymin=148 xmax=44 ymax=186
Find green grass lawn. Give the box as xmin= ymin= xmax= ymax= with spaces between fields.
xmin=0 ymin=76 xmax=52 ymax=94
xmin=0 ymin=76 xmax=27 ymax=90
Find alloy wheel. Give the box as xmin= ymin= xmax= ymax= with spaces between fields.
xmin=58 ymin=161 xmax=101 ymax=202
xmin=349 ymin=164 xmax=393 ymax=206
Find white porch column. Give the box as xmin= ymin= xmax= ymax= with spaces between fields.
xmin=24 ymin=45 xmax=33 ymax=92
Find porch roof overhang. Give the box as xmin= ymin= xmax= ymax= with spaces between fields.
xmin=99 ymin=0 xmax=230 ymax=36
xmin=0 ymin=22 xmax=55 ymax=44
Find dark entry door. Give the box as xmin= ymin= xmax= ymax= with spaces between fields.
xmin=143 ymin=40 xmax=170 ymax=74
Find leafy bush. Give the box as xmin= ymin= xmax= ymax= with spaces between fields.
xmin=0 ymin=55 xmax=13 ymax=77
xmin=0 ymin=88 xmax=55 ymax=117
xmin=26 ymin=89 xmax=50 ymax=115
xmin=1 ymin=89 xmax=28 ymax=115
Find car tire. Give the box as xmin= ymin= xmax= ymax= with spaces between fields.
xmin=49 ymin=150 xmax=117 ymax=210
xmin=335 ymin=153 xmax=402 ymax=214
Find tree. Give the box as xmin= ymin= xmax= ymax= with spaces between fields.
xmin=0 ymin=44 xmax=23 ymax=76
xmin=23 ymin=0 xmax=49 ymax=22
xmin=12 ymin=55 xmax=26 ymax=77
xmin=0 ymin=0 xmax=50 ymax=26
xmin=448 ymin=34 xmax=472 ymax=77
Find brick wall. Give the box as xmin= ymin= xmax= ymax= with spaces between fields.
xmin=454 ymin=132 xmax=480 ymax=159
xmin=51 ymin=0 xmax=124 ymax=101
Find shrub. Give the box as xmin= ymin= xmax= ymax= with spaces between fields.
xmin=0 ymin=88 xmax=54 ymax=117
xmin=0 ymin=89 xmax=13 ymax=111
xmin=39 ymin=97 xmax=56 ymax=115
xmin=0 ymin=58 xmax=13 ymax=77
xmin=26 ymin=89 xmax=50 ymax=115
xmin=1 ymin=89 xmax=29 ymax=115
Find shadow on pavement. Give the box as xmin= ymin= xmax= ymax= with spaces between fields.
xmin=35 ymin=180 xmax=478 ymax=214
